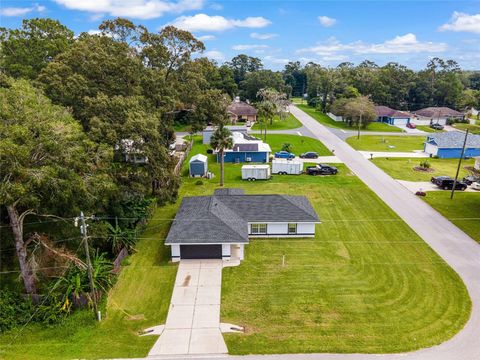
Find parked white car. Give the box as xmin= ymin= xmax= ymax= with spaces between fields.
xmin=471 ymin=182 xmax=480 ymax=191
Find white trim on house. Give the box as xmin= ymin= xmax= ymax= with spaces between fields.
xmin=247 ymin=221 xmax=319 ymax=237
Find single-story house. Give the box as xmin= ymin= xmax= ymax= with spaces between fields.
xmin=375 ymin=106 xmax=411 ymax=125
xmin=413 ymin=107 xmax=464 ymax=125
xmin=115 ymin=139 xmax=147 ymax=164
xmin=202 ymin=125 xmax=248 ymax=144
xmin=424 ymin=132 xmax=480 ymax=158
xmin=218 ymin=131 xmax=271 ymax=163
xmin=227 ymin=99 xmax=258 ymax=124
xmin=189 ymin=154 xmax=208 ymax=177
xmin=474 ymin=156 xmax=480 ymax=171
xmin=165 ymin=188 xmax=320 ymax=262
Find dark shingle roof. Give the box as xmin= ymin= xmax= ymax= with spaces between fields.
xmin=375 ymin=106 xmax=411 ymax=118
xmin=427 ymin=132 xmax=480 ymax=148
xmin=228 ymin=101 xmax=258 ymax=116
xmin=165 ymin=191 xmax=320 ymax=244
xmin=415 ymin=107 xmax=464 ymax=118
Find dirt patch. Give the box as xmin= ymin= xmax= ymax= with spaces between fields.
xmin=413 ymin=167 xmax=434 ymax=173
xmin=126 ymin=314 xmax=146 ymax=321
xmin=182 ymin=274 xmax=191 ymax=287
xmin=464 ymin=166 xmax=480 ymax=175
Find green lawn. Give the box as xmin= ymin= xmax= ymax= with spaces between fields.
xmin=346 ymin=135 xmax=425 ymax=152
xmin=452 ymin=123 xmax=480 ymax=134
xmin=266 ymin=134 xmax=332 ymax=156
xmin=371 ymin=157 xmax=476 ymax=182
xmin=0 ymin=207 xmax=179 ymax=360
xmin=416 ymin=125 xmax=445 ymax=133
xmin=251 ymin=113 xmax=302 ymax=130
xmin=1 ymin=136 xmax=472 ymax=358
xmin=424 ymin=192 xmax=480 ymax=243
xmin=296 ymin=104 xmax=403 ymax=133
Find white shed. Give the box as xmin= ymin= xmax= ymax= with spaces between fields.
xmin=241 ymin=165 xmax=271 ymax=181
xmin=189 ymin=154 xmax=208 ymax=177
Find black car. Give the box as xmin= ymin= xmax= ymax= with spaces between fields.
xmin=300 ymin=151 xmax=319 ymax=159
xmin=431 ymin=176 xmax=467 ymax=190
xmin=430 ymin=123 xmax=444 ymax=130
xmin=463 ymin=175 xmax=480 ymax=185
xmin=306 ymin=164 xmax=338 ymax=175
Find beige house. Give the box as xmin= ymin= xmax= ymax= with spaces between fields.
xmin=227 ymin=100 xmax=258 ymax=124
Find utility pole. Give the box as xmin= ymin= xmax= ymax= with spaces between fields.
xmin=357 ymin=113 xmax=362 ymax=140
xmin=451 ymin=130 xmax=469 ymax=199
xmin=75 ymin=212 xmax=99 ymax=320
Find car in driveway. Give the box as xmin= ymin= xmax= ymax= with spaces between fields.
xmin=430 ymin=123 xmax=444 ymax=130
xmin=406 ymin=122 xmax=416 ymax=129
xmin=275 ymin=151 xmax=295 ymax=159
xmin=300 ymin=151 xmax=319 ymax=159
xmin=431 ymin=176 xmax=467 ymax=190
xmin=306 ymin=164 xmax=338 ymax=175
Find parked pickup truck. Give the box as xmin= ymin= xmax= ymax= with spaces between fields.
xmin=431 ymin=176 xmax=467 ymax=191
xmin=306 ymin=164 xmax=338 ymax=175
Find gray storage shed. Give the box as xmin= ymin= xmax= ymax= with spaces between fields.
xmin=189 ymin=154 xmax=208 ymax=177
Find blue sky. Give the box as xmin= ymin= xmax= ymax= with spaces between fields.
xmin=1 ymin=0 xmax=480 ymax=70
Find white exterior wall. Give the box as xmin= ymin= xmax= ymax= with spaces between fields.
xmin=475 ymin=158 xmax=480 ymax=170
xmin=424 ymin=143 xmax=438 ymax=156
xmin=248 ymin=222 xmax=317 ymax=237
xmin=222 ymin=244 xmax=231 ymax=260
xmin=413 ymin=116 xmax=447 ymax=126
xmin=171 ymin=244 xmax=180 ymax=262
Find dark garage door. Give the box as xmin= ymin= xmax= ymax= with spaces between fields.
xmin=180 ymin=245 xmax=222 ymax=259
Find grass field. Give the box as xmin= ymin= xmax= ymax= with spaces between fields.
xmin=346 ymin=135 xmax=425 ymax=152
xmin=251 ymin=113 xmax=302 ymax=130
xmin=371 ymin=157 xmax=476 ymax=182
xmin=424 ymin=192 xmax=480 ymax=243
xmin=296 ymin=104 xmax=403 ymax=133
xmin=415 ymin=125 xmax=445 ymax=133
xmin=265 ymin=134 xmax=332 ymax=156
xmin=1 ymin=136 xmax=472 ymax=358
xmin=0 ymin=207 xmax=178 ymax=360
xmin=452 ymin=123 xmax=480 ymax=134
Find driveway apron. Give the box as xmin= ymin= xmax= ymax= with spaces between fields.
xmin=148 ymin=259 xmax=227 ymax=356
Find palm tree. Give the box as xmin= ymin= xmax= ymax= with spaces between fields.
xmin=210 ymin=126 xmax=233 ymax=186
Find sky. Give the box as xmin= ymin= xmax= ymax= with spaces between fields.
xmin=1 ymin=0 xmax=480 ymax=70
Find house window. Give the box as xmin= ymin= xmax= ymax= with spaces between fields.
xmin=251 ymin=223 xmax=267 ymax=235
xmin=288 ymin=223 xmax=297 ymax=234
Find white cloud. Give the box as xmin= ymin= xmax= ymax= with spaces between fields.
xmin=205 ymin=50 xmax=225 ymax=61
xmin=439 ymin=12 xmax=480 ymax=34
xmin=318 ymin=16 xmax=337 ymax=27
xmin=263 ymin=55 xmax=290 ymax=65
xmin=209 ymin=2 xmax=223 ymax=10
xmin=54 ymin=0 xmax=204 ymax=20
xmin=250 ymin=32 xmax=278 ymax=40
xmin=170 ymin=13 xmax=271 ymax=32
xmin=297 ymin=34 xmax=447 ymax=56
xmin=232 ymin=44 xmax=269 ymax=51
xmin=197 ymin=35 xmax=216 ymax=41
xmin=0 ymin=3 xmax=45 ymax=17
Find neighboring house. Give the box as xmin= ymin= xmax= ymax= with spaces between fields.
xmin=413 ymin=107 xmax=464 ymax=125
xmin=165 ymin=188 xmax=320 ymax=262
xmin=374 ymin=106 xmax=411 ymax=125
xmin=115 ymin=139 xmax=147 ymax=164
xmin=189 ymin=154 xmax=208 ymax=177
xmin=227 ymin=99 xmax=258 ymax=124
xmin=202 ymin=125 xmax=248 ymax=144
xmin=217 ymin=131 xmax=271 ymax=163
xmin=424 ymin=132 xmax=480 ymax=158
xmin=474 ymin=156 xmax=480 ymax=171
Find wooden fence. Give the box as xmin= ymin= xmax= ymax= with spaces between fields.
xmin=173 ymin=139 xmax=193 ymax=176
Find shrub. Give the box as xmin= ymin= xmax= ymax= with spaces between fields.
xmin=195 ymin=180 xmax=203 ymax=185
xmin=420 ymin=160 xmax=431 ymax=169
xmin=281 ymin=143 xmax=292 ymax=152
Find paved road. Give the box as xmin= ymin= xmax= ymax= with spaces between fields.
xmin=145 ymin=109 xmax=480 ymax=360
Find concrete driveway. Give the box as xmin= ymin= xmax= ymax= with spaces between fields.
xmin=148 ymin=260 xmax=227 ymax=356
xmin=287 ymin=104 xmax=480 ymax=360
